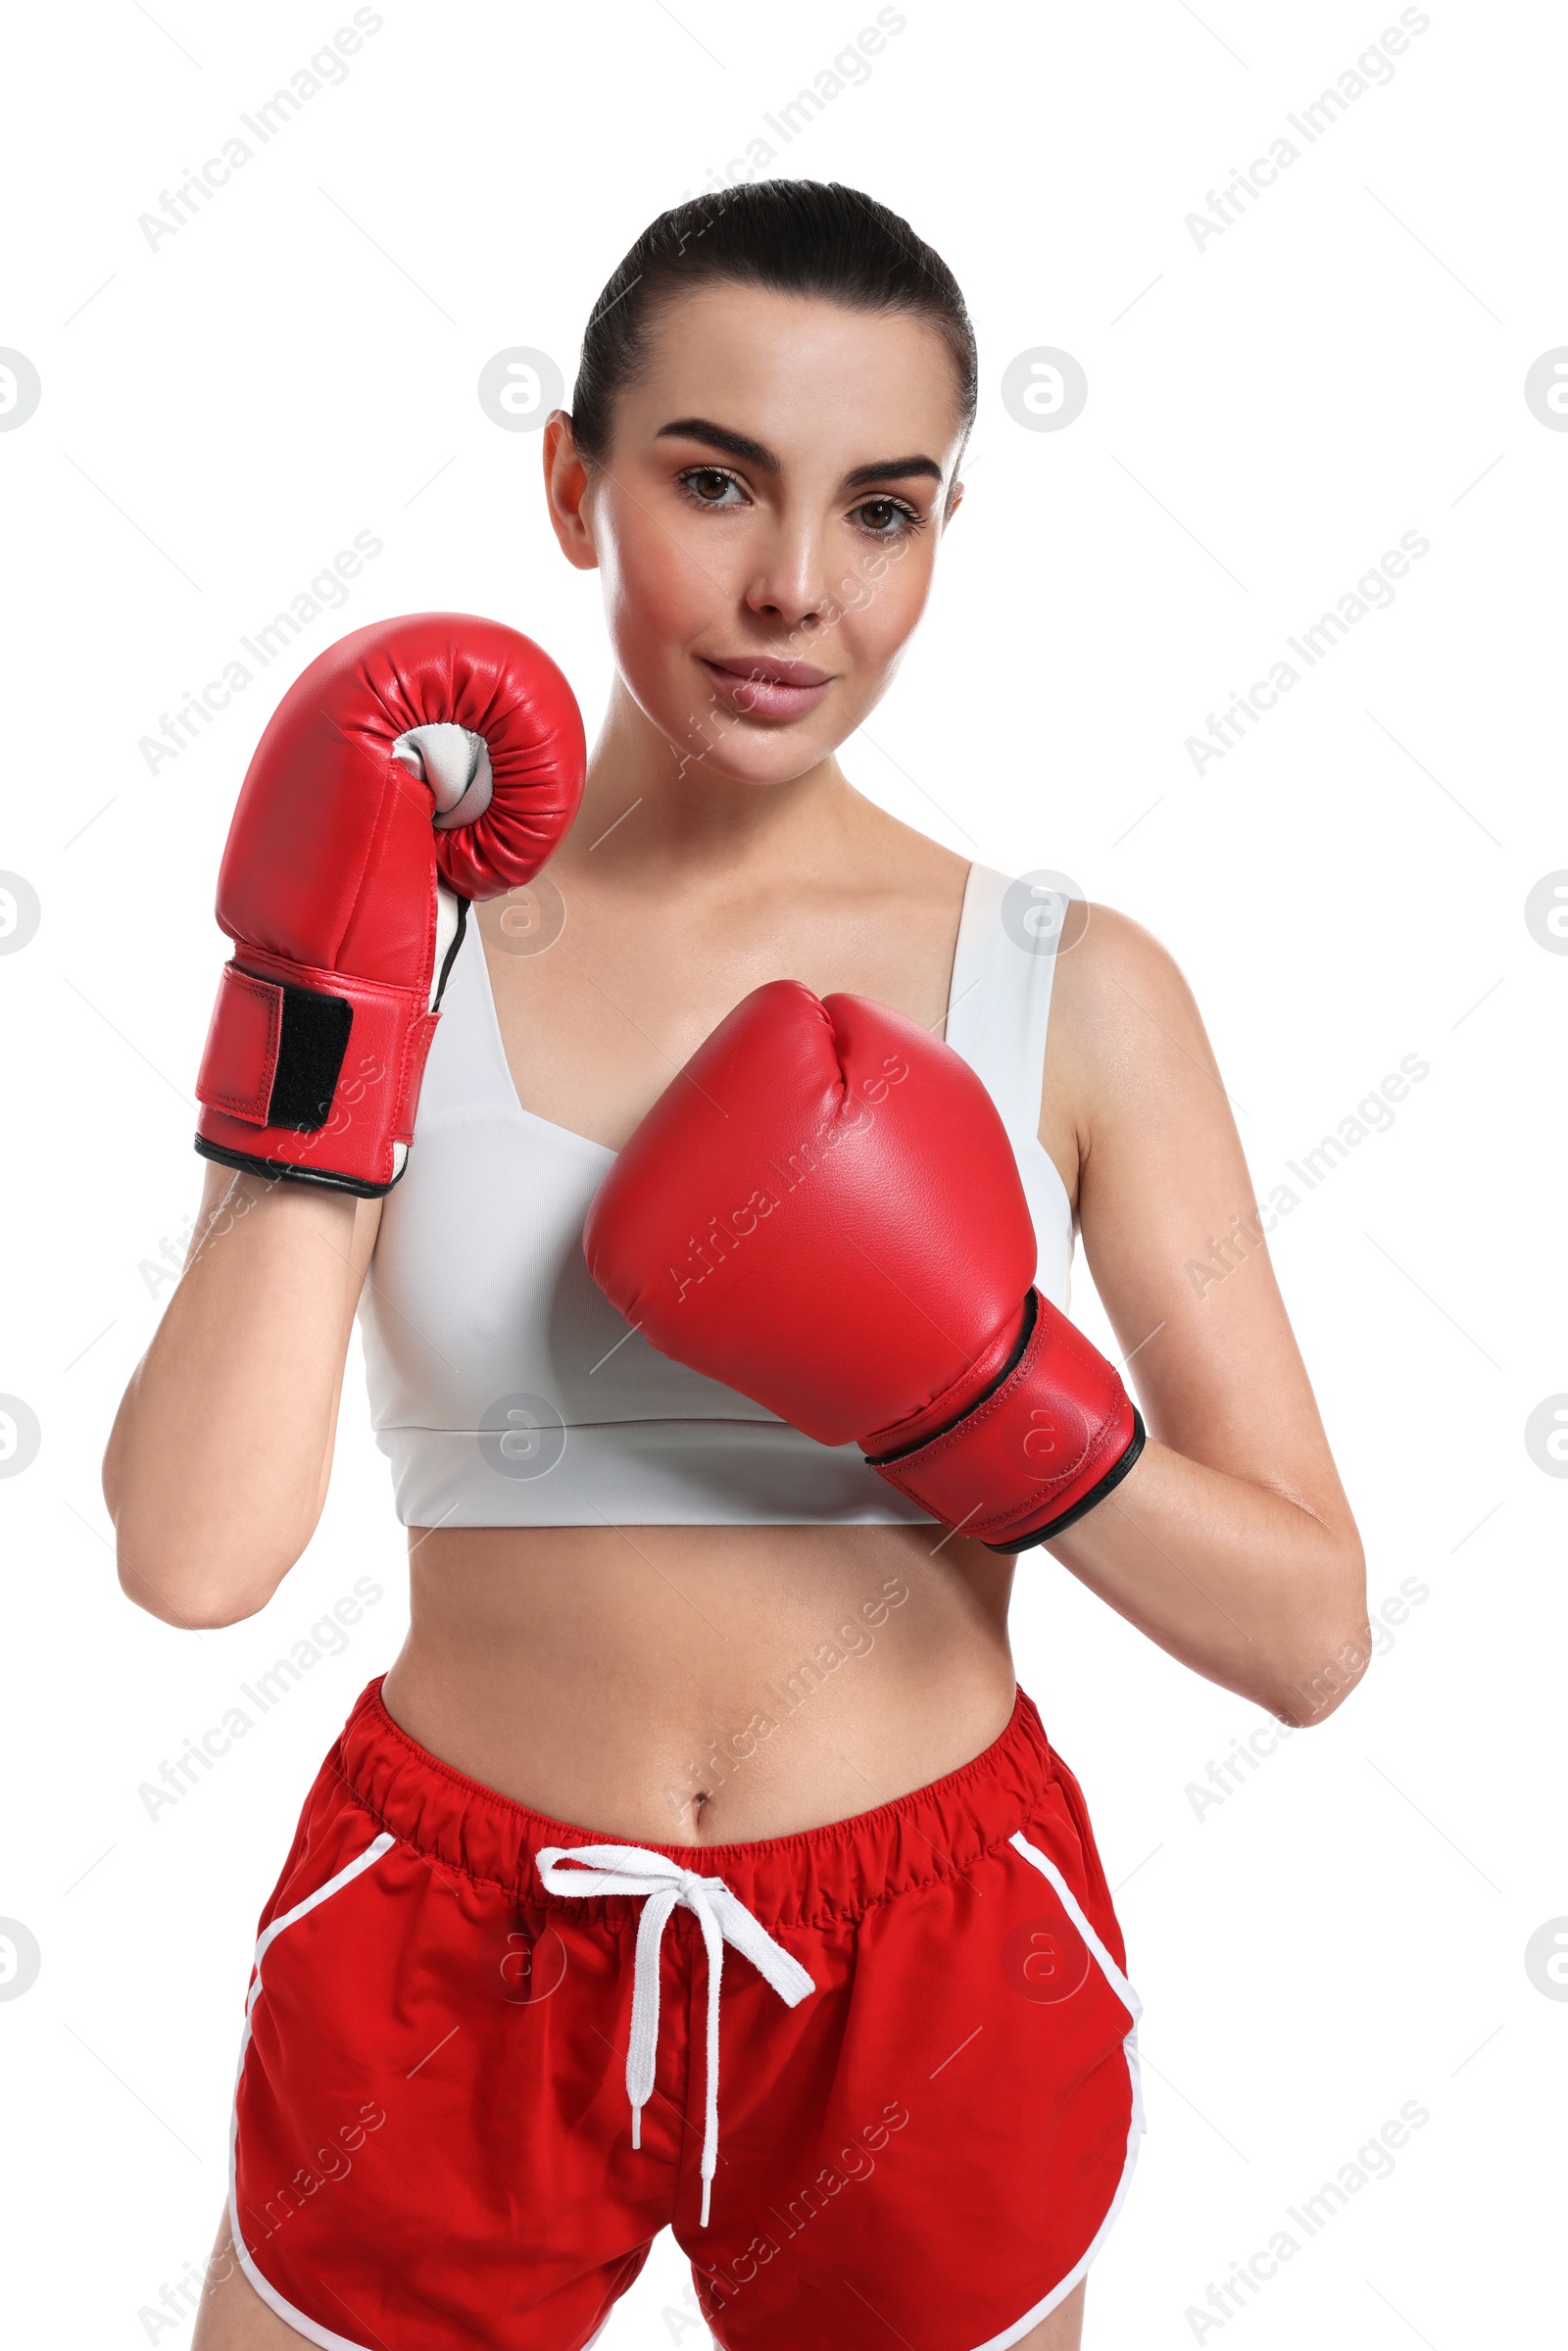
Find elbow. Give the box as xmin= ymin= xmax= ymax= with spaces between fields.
xmin=1266 ymin=1615 xmax=1375 ymax=1730
xmin=103 ymin=1417 xmax=316 ymax=1630
xmin=1262 ymin=1536 xmax=1372 ymax=1729
xmin=1267 ymin=1641 xmax=1371 ymax=1728
xmin=114 ymin=1535 xmax=288 ymax=1631
xmin=120 ymin=1570 xmax=273 ymax=1632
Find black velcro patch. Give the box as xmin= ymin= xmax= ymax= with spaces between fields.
xmin=267 ymin=984 xmax=354 ymax=1130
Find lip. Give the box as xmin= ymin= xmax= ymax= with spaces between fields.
xmin=698 ymin=654 xmax=835 ymax=721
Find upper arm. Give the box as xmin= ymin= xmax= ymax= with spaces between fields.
xmin=1041 ymin=902 xmax=1356 ymax=1534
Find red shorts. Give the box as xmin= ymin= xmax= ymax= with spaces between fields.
xmin=228 ymin=1675 xmax=1142 ymax=2350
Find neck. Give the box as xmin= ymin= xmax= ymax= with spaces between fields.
xmin=562 ymin=678 xmax=861 ymax=893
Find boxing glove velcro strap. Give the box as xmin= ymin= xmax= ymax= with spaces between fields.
xmin=863 ymin=1288 xmax=1144 ymax=1549
xmin=195 ymin=961 xmax=353 ymax=1132
xmin=195 ymin=955 xmax=442 ymax=1195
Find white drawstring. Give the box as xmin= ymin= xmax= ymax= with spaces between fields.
xmin=535 ymin=1841 xmax=815 ymax=2227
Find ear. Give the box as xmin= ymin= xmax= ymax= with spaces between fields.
xmin=542 ymin=414 xmax=600 ymax=572
xmin=943 ymin=475 xmax=965 ymax=525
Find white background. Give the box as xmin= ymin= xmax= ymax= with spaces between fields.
xmin=1 ymin=1 xmax=1564 ymax=2344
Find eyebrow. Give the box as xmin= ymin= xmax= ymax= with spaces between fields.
xmin=655 ymin=416 xmax=944 ymax=490
xmin=842 ymin=454 xmax=944 ymax=490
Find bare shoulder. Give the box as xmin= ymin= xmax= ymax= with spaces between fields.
xmin=1053 ymin=898 xmax=1213 ymax=1066
xmin=1041 ymin=899 xmax=1220 ymax=1198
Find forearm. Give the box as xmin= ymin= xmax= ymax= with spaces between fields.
xmin=104 ymin=1169 xmax=364 ymax=1626
xmin=1043 ymin=1440 xmax=1370 ymax=1726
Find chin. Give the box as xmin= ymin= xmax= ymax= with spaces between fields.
xmin=676 ymin=727 xmax=832 ymax=788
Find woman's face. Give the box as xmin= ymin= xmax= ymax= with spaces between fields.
xmin=546 ymin=283 xmax=967 ymax=785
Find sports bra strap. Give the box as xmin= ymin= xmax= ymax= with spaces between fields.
xmin=943 ymin=864 xmax=1073 ymax=1136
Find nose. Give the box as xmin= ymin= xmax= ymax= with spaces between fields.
xmin=742 ymin=511 xmax=834 ymax=635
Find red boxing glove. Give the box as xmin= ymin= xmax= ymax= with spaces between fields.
xmin=194 ymin=613 xmax=584 ymax=1195
xmin=583 ymin=982 xmax=1145 ymax=1551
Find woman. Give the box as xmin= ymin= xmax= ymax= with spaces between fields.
xmin=106 ymin=181 xmax=1369 ymax=2351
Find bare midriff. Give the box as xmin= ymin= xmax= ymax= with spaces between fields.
xmin=379 ymin=1521 xmax=1019 ymax=1847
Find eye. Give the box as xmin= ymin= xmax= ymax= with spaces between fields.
xmin=678 ymin=465 xmax=748 ymax=510
xmin=852 ymin=495 xmax=923 ymax=537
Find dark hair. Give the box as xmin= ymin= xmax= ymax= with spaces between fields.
xmin=568 ymin=179 xmax=977 ymax=466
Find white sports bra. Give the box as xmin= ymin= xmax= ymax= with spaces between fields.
xmin=359 ymin=862 xmax=1076 ymax=1529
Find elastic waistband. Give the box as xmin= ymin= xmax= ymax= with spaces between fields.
xmin=329 ymin=1675 xmax=1057 ymax=1930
